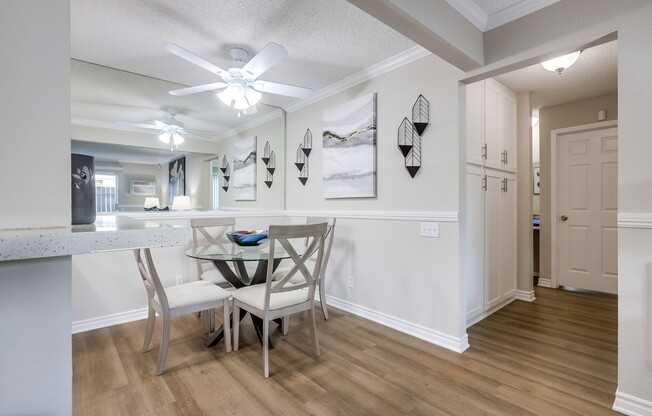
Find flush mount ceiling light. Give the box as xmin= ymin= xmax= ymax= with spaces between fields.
xmin=164 ymin=42 xmax=312 ymax=117
xmin=541 ymin=51 xmax=581 ymax=75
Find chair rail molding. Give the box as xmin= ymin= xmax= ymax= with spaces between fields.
xmin=617 ymin=213 xmax=652 ymax=229
xmin=285 ymin=210 xmax=458 ymax=223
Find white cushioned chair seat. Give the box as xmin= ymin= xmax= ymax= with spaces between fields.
xmin=200 ymin=268 xmax=228 ymax=284
xmin=165 ymin=280 xmax=230 ymax=310
xmin=232 ymin=283 xmax=309 ymax=310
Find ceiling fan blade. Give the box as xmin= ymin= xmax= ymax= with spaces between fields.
xmin=169 ymin=82 xmax=228 ymax=96
xmin=115 ymin=121 xmax=161 ymax=130
xmin=241 ymin=42 xmax=288 ymax=79
xmin=243 ymin=105 xmax=258 ymax=115
xmin=253 ymin=80 xmax=312 ymax=99
xmin=163 ymin=43 xmax=227 ymax=76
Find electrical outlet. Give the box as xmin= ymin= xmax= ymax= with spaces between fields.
xmin=175 ymin=275 xmax=183 ymax=285
xmin=420 ymin=222 xmax=440 ymax=238
xmin=347 ymin=275 xmax=354 ymax=289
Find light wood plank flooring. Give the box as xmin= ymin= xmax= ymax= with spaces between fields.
xmin=73 ymin=287 xmax=618 ymax=415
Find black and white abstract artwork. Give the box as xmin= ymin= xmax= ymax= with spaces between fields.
xmin=168 ymin=156 xmax=185 ymax=205
xmin=233 ymin=136 xmax=257 ymax=200
xmin=322 ymin=93 xmax=377 ymax=199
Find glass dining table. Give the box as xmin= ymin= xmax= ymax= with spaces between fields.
xmin=185 ymin=243 xmax=290 ymax=348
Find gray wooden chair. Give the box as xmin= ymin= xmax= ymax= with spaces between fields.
xmin=134 ymin=248 xmax=232 ymax=375
xmin=273 ymin=217 xmax=336 ymax=320
xmin=190 ymin=217 xmax=236 ymax=287
xmin=231 ymin=222 xmax=328 ymax=378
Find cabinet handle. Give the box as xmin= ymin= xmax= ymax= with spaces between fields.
xmin=482 ymin=175 xmax=487 ymax=191
xmin=502 ymin=178 xmax=508 ymax=192
xmin=504 ymin=150 xmax=508 ymax=165
xmin=482 ymin=144 xmax=487 ymax=159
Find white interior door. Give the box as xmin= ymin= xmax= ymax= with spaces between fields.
xmin=557 ymin=127 xmax=618 ymax=293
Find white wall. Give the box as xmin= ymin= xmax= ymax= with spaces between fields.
xmin=214 ymin=114 xmax=286 ymax=210
xmin=0 ymin=1 xmax=72 ymax=414
xmin=285 ymin=54 xmax=467 ymax=347
xmin=481 ymin=1 xmax=652 ymax=409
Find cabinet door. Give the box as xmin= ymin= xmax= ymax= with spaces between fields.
xmin=500 ymin=92 xmax=517 ymax=173
xmin=465 ymin=166 xmax=485 ymax=321
xmin=466 ymin=82 xmax=484 ymax=166
xmin=484 ymin=80 xmax=503 ymax=171
xmin=484 ymin=172 xmax=502 ymax=309
xmin=500 ymin=176 xmax=517 ymax=298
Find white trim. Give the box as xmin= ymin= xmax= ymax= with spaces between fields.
xmin=618 ymin=213 xmax=652 ymax=229
xmin=550 ymin=120 xmax=617 ymax=289
xmin=466 ymin=296 xmax=517 ymax=328
xmin=613 ymin=390 xmax=652 ymax=416
xmin=446 ymin=0 xmax=487 ymax=31
xmin=485 ymin=0 xmax=560 ymax=31
xmin=216 ymin=108 xmax=285 ymax=141
xmin=285 ymin=46 xmax=431 ymax=113
xmin=71 ymin=117 xmax=221 ymax=143
xmin=537 ymin=277 xmax=553 ymax=288
xmin=285 ymin=210 xmax=458 ymax=223
xmin=326 ymin=294 xmax=469 ymax=353
xmin=515 ymin=290 xmax=536 ymax=302
xmin=72 ymin=307 xmax=148 ymax=334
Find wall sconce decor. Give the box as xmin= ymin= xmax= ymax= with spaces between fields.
xmin=397 ymin=95 xmax=429 ymax=178
xmin=261 ymin=141 xmax=276 ymax=188
xmin=296 ymin=129 xmax=312 ymax=185
xmin=219 ymin=155 xmax=228 ymax=174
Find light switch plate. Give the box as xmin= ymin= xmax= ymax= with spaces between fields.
xmin=420 ymin=222 xmax=440 ymax=238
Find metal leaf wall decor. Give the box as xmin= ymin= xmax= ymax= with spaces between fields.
xmin=397 ymin=95 xmax=430 ymax=178
xmin=219 ymin=155 xmax=228 ymax=174
xmin=295 ymin=129 xmax=313 ymax=186
xmin=221 ymin=162 xmax=230 ymax=192
xmin=261 ymin=141 xmax=275 ymax=188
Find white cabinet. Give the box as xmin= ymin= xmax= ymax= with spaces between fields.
xmin=465 ymin=77 xmax=517 ymax=326
xmin=466 ymin=78 xmax=517 ymax=173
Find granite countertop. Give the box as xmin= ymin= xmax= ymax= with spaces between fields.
xmin=0 ymin=216 xmax=190 ymax=261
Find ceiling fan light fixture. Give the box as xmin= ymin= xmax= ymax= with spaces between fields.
xmin=172 ymin=133 xmax=184 ymax=145
xmin=158 ymin=132 xmax=171 ymax=144
xmin=244 ymin=87 xmax=261 ymax=106
xmin=217 ymin=89 xmax=233 ymax=106
xmin=233 ymin=96 xmax=249 ymax=110
xmin=541 ymin=51 xmax=581 ymax=75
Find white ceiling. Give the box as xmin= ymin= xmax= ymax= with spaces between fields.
xmin=71 ymin=140 xmax=194 ymax=165
xmin=70 ymin=0 xmax=416 ymax=141
xmin=447 ymin=0 xmax=559 ymax=31
xmin=495 ymin=40 xmax=618 ymax=109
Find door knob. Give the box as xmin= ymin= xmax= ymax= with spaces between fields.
xmin=560 ymin=215 xmax=568 ymax=221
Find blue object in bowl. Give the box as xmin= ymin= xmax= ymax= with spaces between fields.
xmin=226 ymin=230 xmax=269 ymax=246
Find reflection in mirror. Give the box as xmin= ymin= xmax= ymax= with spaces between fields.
xmin=70 ymin=59 xmax=286 ymax=212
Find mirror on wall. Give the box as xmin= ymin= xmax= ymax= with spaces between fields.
xmin=71 ymin=59 xmax=286 ymax=212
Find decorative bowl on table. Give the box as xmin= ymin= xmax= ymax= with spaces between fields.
xmin=226 ymin=230 xmax=269 ymax=247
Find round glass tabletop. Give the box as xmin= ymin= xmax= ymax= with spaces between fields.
xmin=185 ymin=243 xmax=291 ymax=262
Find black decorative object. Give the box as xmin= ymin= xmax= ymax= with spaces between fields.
xmin=71 ymin=153 xmax=96 ymax=225
xmin=168 ymin=156 xmax=186 ymax=204
xmin=221 ymin=162 xmax=230 ymax=192
xmin=295 ymin=143 xmax=306 ymax=172
xmin=298 ymin=156 xmax=309 ymax=185
xmin=302 ymin=129 xmax=312 ymax=157
xmin=219 ymin=155 xmax=228 ymax=174
xmin=412 ymin=95 xmax=430 ymax=135
xmin=260 ymin=142 xmax=275 ymax=188
xmin=261 ymin=141 xmax=271 ymax=165
xmin=397 ymin=95 xmax=430 ymax=178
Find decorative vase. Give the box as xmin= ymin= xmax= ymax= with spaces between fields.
xmin=71 ymin=153 xmax=96 ymax=225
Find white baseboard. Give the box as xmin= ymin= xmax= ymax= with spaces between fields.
xmin=325 ymin=294 xmax=469 ymax=353
xmin=515 ymin=290 xmax=536 ymax=302
xmin=72 ymin=307 xmax=148 ymax=334
xmin=613 ymin=390 xmax=652 ymax=416
xmin=537 ymin=277 xmax=552 ymax=288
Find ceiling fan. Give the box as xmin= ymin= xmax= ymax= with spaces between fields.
xmin=164 ymin=42 xmax=312 ymax=115
xmin=116 ymin=108 xmax=212 ymax=150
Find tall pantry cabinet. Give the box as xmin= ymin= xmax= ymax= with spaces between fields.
xmin=465 ymin=78 xmax=517 ymax=325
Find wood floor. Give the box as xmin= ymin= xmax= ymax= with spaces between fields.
xmin=73 ymin=287 xmax=619 ymax=415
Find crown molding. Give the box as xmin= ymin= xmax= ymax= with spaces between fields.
xmin=284 ymin=45 xmax=430 ymax=113
xmin=485 ymin=0 xmax=560 ymax=31
xmin=70 ymin=117 xmax=220 ymax=143
xmin=446 ymin=0 xmax=487 ymax=31
xmin=216 ymin=108 xmax=285 ymax=141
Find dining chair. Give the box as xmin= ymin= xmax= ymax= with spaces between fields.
xmin=273 ymin=217 xmax=336 ymax=320
xmin=190 ymin=217 xmax=236 ymax=288
xmin=134 ymin=248 xmax=232 ymax=376
xmin=231 ymin=222 xmax=328 ymax=378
